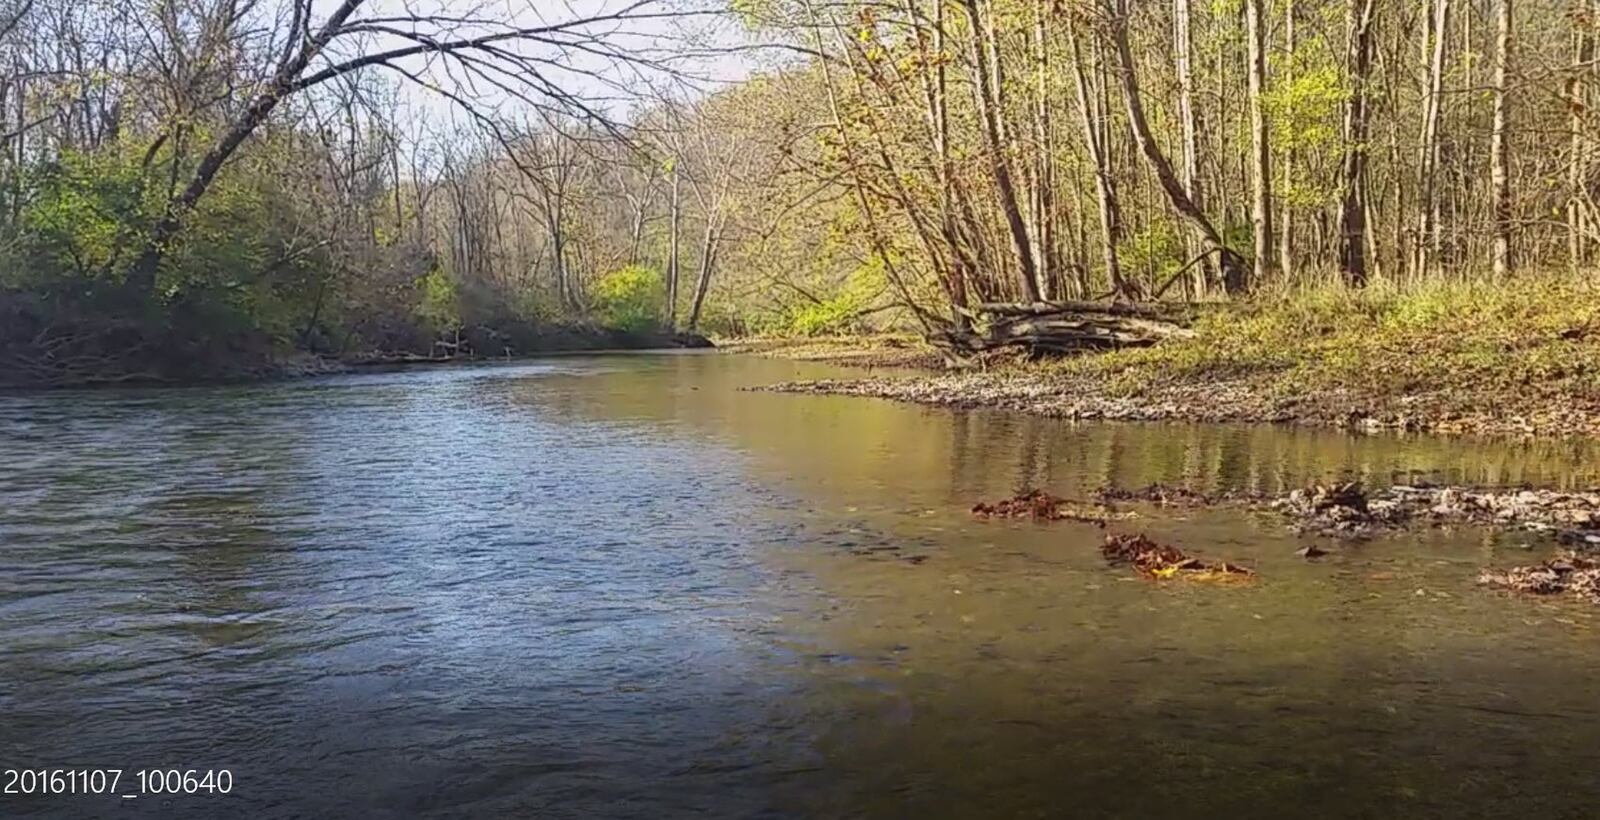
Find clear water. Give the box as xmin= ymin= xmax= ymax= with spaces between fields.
xmin=3 ymin=353 xmax=1599 ymax=819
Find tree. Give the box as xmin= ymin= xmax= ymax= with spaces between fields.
xmin=962 ymin=0 xmax=1043 ymax=302
xmin=123 ymin=0 xmax=700 ymax=299
xmin=1246 ymin=0 xmax=1274 ymax=282
xmin=1491 ymin=0 xmax=1513 ymax=277
xmin=1102 ymin=0 xmax=1248 ymax=294
xmin=1174 ymin=0 xmax=1207 ymax=294
xmin=1414 ymin=0 xmax=1451 ymax=279
xmin=1339 ymin=0 xmax=1378 ymax=286
xmin=1067 ymin=19 xmax=1128 ymax=299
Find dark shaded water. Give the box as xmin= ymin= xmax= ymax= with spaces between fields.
xmin=3 ymin=353 xmax=1600 ymax=819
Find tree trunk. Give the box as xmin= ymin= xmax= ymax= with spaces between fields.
xmin=1174 ymin=0 xmax=1207 ymax=296
xmin=933 ymin=0 xmax=971 ymax=329
xmin=1279 ymin=0 xmax=1296 ymax=277
xmin=1030 ymin=3 xmax=1058 ymax=300
xmin=1569 ymin=5 xmax=1593 ymax=271
xmin=1339 ymin=0 xmax=1378 ymax=286
xmin=1069 ymin=23 xmax=1129 ymax=299
xmin=1106 ymin=0 xmax=1248 ymax=293
xmin=548 ymin=207 xmax=571 ymax=311
xmin=1246 ymin=0 xmax=1274 ymax=283
xmin=962 ymin=0 xmax=1042 ymax=301
xmin=1415 ymin=0 xmax=1450 ymax=279
xmin=1491 ymin=0 xmax=1513 ymax=277
xmin=687 ymin=224 xmax=720 ymax=331
xmin=666 ymin=162 xmax=680 ymax=328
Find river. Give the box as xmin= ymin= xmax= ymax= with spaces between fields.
xmin=3 ymin=353 xmax=1599 ymax=819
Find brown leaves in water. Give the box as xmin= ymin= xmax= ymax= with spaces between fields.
xmin=971 ymin=489 xmax=1253 ymax=582
xmin=1478 ymin=552 xmax=1600 ymax=602
xmin=1101 ymin=533 xmax=1254 ymax=581
xmin=971 ymin=489 xmax=1119 ymax=526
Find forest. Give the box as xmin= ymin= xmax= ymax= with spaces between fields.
xmin=0 ymin=0 xmax=1595 ymax=385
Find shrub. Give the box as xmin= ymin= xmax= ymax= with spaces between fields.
xmin=593 ymin=265 xmax=666 ymax=332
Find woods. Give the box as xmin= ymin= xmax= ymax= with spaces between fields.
xmin=2 ymin=0 xmax=1599 ymax=384
xmin=731 ymin=0 xmax=1598 ymax=337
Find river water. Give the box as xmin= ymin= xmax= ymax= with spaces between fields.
xmin=3 ymin=353 xmax=1599 ymax=819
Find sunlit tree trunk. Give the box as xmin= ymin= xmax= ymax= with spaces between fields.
xmin=1246 ymin=0 xmax=1274 ymax=284
xmin=962 ymin=0 xmax=1043 ymax=302
xmin=1030 ymin=3 xmax=1058 ymax=299
xmin=1106 ymin=0 xmax=1248 ymax=293
xmin=1279 ymin=0 xmax=1296 ymax=278
xmin=1069 ymin=22 xmax=1128 ymax=299
xmin=1175 ymin=0 xmax=1207 ymax=296
xmin=1491 ymin=0 xmax=1513 ymax=277
xmin=1415 ymin=0 xmax=1450 ymax=279
xmin=687 ymin=222 xmax=719 ymax=331
xmin=1568 ymin=5 xmax=1594 ymax=272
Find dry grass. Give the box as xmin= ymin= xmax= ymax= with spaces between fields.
xmin=1063 ymin=274 xmax=1600 ymax=406
xmin=756 ymin=273 xmax=1600 ymax=438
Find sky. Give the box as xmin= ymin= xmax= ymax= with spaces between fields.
xmin=305 ymin=0 xmax=769 ymax=130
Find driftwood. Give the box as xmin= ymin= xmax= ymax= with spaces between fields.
xmin=935 ymin=300 xmax=1197 ymax=358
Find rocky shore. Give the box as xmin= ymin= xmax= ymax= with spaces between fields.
xmin=757 ymin=369 xmax=1600 ymax=439
xmin=717 ymin=335 xmax=943 ymax=370
xmin=745 ymin=279 xmax=1600 ymax=438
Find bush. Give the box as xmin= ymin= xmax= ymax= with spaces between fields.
xmin=593 ymin=265 xmax=666 ymax=332
xmin=783 ymin=257 xmax=886 ymax=336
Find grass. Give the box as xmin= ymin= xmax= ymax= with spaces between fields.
xmin=1061 ymin=274 xmax=1600 ymax=406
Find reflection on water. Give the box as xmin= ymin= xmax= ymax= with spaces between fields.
xmin=2 ymin=353 xmax=1598 ymax=819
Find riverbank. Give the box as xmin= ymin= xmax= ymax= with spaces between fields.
xmin=0 ymin=309 xmax=712 ymax=389
xmin=757 ymin=277 xmax=1600 ymax=439
xmin=715 ymin=334 xmax=943 ymax=370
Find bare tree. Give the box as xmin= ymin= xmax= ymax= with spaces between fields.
xmin=1102 ymin=0 xmax=1248 ymax=294
xmin=962 ymin=0 xmax=1042 ymax=302
xmin=1068 ymin=20 xmax=1128 ymax=299
xmin=123 ymin=0 xmax=701 ymax=298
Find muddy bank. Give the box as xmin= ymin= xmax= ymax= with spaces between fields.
xmin=1 ymin=322 xmax=712 ymax=390
xmin=342 ymin=328 xmax=712 ymax=369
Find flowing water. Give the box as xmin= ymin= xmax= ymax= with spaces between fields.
xmin=3 ymin=353 xmax=1600 ymax=819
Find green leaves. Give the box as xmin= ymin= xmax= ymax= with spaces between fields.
xmin=594 ymin=265 xmax=668 ymax=333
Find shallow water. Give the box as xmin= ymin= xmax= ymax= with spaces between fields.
xmin=2 ymin=353 xmax=1599 ymax=819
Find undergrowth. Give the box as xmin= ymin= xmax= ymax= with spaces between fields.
xmin=1061 ymin=275 xmax=1600 ymax=403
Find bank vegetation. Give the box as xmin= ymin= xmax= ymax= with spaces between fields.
xmin=2 ymin=0 xmax=1598 ymax=398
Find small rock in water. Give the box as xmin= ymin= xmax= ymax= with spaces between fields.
xmin=1295 ymin=545 xmax=1329 ymax=559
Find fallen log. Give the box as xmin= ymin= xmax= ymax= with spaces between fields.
xmin=975 ymin=300 xmax=1193 ymax=320
xmin=933 ymin=300 xmax=1196 ymax=359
